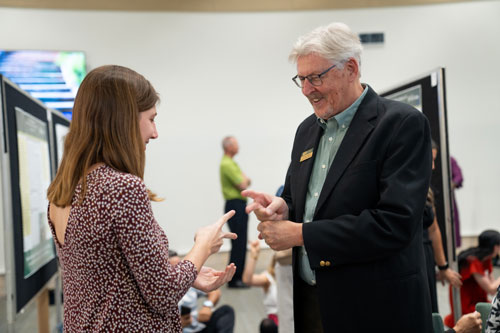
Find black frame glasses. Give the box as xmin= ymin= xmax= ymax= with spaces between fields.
xmin=292 ymin=64 xmax=337 ymax=88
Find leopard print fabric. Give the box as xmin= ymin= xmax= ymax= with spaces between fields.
xmin=486 ymin=286 xmax=500 ymax=333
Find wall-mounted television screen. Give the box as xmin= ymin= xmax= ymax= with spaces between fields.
xmin=0 ymin=50 xmax=86 ymax=120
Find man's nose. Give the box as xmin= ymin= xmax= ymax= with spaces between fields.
xmin=302 ymin=79 xmax=316 ymax=95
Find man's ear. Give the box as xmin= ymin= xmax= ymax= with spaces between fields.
xmin=345 ymin=58 xmax=359 ymax=81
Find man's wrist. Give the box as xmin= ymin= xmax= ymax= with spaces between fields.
xmin=438 ymin=263 xmax=449 ymax=271
xmin=296 ymin=222 xmax=304 ymax=246
xmin=202 ymin=300 xmax=214 ymax=309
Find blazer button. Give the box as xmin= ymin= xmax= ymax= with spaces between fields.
xmin=320 ymin=260 xmax=325 ymax=267
xmin=326 ymin=261 xmax=331 ymax=266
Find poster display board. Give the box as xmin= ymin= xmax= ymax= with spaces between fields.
xmin=1 ymin=75 xmax=58 ymax=320
xmin=50 ymin=110 xmax=70 ymax=170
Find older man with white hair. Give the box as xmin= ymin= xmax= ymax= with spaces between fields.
xmin=244 ymin=22 xmax=433 ymax=332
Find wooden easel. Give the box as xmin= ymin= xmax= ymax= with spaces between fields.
xmin=37 ymin=288 xmax=49 ymax=333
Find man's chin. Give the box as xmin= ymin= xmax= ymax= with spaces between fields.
xmin=313 ymin=107 xmax=337 ymax=120
xmin=313 ymin=108 xmax=328 ymax=119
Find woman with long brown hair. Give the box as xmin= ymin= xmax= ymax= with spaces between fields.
xmin=47 ymin=65 xmax=237 ymax=332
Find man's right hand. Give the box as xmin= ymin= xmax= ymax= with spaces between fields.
xmin=242 ymin=190 xmax=289 ymax=222
xmin=454 ymin=311 xmax=482 ymax=333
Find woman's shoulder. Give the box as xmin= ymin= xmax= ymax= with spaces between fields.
xmin=96 ymin=165 xmax=146 ymax=196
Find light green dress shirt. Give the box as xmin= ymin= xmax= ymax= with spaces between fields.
xmin=299 ymin=86 xmax=368 ymax=285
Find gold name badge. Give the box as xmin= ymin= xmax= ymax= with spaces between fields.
xmin=300 ymin=148 xmax=313 ymax=162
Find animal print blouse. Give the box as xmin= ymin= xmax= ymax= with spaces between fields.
xmin=48 ymin=164 xmax=197 ymax=332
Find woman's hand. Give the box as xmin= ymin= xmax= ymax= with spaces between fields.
xmin=195 ymin=211 xmax=237 ymax=255
xmin=193 ymin=264 xmax=236 ymax=292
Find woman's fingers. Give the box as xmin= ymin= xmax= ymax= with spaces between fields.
xmin=226 ymin=264 xmax=236 ymax=282
xmin=222 ymin=232 xmax=237 ymax=240
xmin=217 ymin=210 xmax=235 ymax=228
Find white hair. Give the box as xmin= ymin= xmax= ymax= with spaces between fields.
xmin=289 ymin=22 xmax=363 ymax=75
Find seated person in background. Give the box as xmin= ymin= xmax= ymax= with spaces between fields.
xmin=486 ymin=286 xmax=500 ymax=333
xmin=273 ymin=248 xmax=293 ymax=333
xmin=274 ymin=185 xmax=294 ymax=333
xmin=445 ymin=230 xmax=500 ymax=328
xmin=170 ymin=251 xmax=235 ymax=333
xmin=242 ymin=240 xmax=278 ymax=331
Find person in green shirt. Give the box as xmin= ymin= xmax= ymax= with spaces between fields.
xmin=220 ymin=136 xmax=251 ymax=288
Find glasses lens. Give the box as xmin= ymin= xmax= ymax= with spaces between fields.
xmin=309 ymin=76 xmax=322 ymax=86
xmin=292 ymin=75 xmax=323 ymax=88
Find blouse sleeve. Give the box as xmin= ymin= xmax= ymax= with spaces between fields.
xmin=111 ymin=175 xmax=197 ymax=314
xmin=469 ymin=258 xmax=487 ymax=276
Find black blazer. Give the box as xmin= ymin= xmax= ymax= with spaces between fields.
xmin=283 ymin=86 xmax=433 ymax=332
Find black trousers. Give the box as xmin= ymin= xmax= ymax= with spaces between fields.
xmin=294 ymin=277 xmax=324 ymax=333
xmin=423 ymin=240 xmax=439 ymax=312
xmin=200 ymin=305 xmax=235 ymax=333
xmin=225 ymin=199 xmax=248 ymax=282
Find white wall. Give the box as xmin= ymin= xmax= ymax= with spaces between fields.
xmin=0 ymin=1 xmax=498 ymax=255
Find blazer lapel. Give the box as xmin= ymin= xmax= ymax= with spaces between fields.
xmin=295 ymin=121 xmax=323 ymax=222
xmin=314 ymin=86 xmax=379 ymax=216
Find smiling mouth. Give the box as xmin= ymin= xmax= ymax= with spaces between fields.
xmin=309 ymin=96 xmax=323 ymax=104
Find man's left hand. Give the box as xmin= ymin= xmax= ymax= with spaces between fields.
xmin=257 ymin=220 xmax=303 ymax=251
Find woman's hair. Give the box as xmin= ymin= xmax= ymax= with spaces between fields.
xmin=458 ymin=229 xmax=500 ymax=270
xmin=288 ymin=22 xmax=363 ymax=76
xmin=47 ymin=65 xmax=159 ymax=207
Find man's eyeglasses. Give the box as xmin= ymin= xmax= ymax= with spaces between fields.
xmin=292 ymin=64 xmax=336 ymax=88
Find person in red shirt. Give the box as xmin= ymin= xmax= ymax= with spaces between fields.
xmin=445 ymin=230 xmax=500 ymax=328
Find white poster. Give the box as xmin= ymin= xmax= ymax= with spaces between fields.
xmin=15 ymin=107 xmax=55 ymax=278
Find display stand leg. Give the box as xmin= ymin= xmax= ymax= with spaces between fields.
xmin=37 ymin=288 xmax=49 ymax=333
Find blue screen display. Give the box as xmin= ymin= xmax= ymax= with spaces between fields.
xmin=0 ymin=50 xmax=86 ymax=120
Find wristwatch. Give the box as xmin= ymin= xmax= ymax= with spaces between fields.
xmin=438 ymin=262 xmax=449 ymax=271
xmin=203 ymin=300 xmax=214 ymax=309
